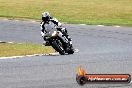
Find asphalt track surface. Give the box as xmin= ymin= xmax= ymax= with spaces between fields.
xmin=0 ymin=19 xmax=132 ymax=88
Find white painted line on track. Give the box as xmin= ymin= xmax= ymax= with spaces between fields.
xmin=3 ymin=18 xmax=8 ymax=20
xmin=114 ymin=25 xmax=120 ymax=27
xmin=0 ymin=54 xmax=48 ymax=59
xmin=97 ymin=25 xmax=104 ymax=27
xmin=1 ymin=18 xmax=125 ymax=28
xmin=0 ymin=53 xmax=60 ymax=59
xmin=8 ymin=42 xmax=14 ymax=44
xmin=0 ymin=56 xmax=25 ymax=59
xmin=14 ymin=20 xmax=20 ymax=22
xmin=31 ymin=20 xmax=37 ymax=23
xmin=49 ymin=52 xmax=59 ymax=55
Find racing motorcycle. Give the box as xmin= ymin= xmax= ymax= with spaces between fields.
xmin=44 ymin=29 xmax=74 ymax=55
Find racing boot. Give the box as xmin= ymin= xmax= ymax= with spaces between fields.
xmin=43 ymin=36 xmax=51 ymax=46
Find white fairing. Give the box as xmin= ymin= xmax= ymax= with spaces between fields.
xmin=44 ymin=21 xmax=56 ymax=33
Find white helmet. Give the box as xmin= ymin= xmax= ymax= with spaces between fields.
xmin=42 ymin=12 xmax=50 ymax=21
xmin=42 ymin=12 xmax=50 ymax=17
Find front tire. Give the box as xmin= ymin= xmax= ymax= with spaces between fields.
xmin=51 ymin=40 xmax=65 ymax=55
xmin=67 ymin=49 xmax=74 ymax=54
xmin=67 ymin=45 xmax=74 ymax=54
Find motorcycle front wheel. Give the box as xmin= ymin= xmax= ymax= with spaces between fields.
xmin=51 ymin=40 xmax=65 ymax=55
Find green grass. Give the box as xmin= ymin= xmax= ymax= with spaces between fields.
xmin=0 ymin=0 xmax=132 ymax=26
xmin=0 ymin=43 xmax=54 ymax=57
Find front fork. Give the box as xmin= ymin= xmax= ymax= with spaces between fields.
xmin=57 ymin=31 xmax=69 ymax=44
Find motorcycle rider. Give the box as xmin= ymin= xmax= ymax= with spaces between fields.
xmin=40 ymin=12 xmax=73 ymax=47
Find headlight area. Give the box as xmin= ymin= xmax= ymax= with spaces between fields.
xmin=52 ymin=31 xmax=57 ymax=36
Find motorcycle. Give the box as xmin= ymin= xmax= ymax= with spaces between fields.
xmin=44 ymin=29 xmax=74 ymax=55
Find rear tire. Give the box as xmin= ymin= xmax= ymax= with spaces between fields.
xmin=51 ymin=40 xmax=65 ymax=55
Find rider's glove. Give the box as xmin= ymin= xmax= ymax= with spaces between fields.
xmin=58 ymin=22 xmax=62 ymax=27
